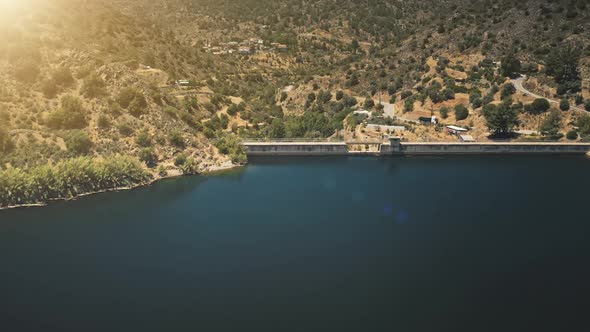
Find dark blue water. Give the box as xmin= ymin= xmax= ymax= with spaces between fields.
xmin=1 ymin=156 xmax=590 ymax=331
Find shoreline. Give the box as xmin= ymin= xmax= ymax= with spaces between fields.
xmin=0 ymin=162 xmax=241 ymax=212
xmin=3 ymin=150 xmax=590 ymax=211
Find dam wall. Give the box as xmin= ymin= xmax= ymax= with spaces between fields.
xmin=245 ymin=142 xmax=349 ymax=155
xmin=394 ymin=142 xmax=590 ymax=155
xmin=244 ymin=140 xmax=590 ymax=156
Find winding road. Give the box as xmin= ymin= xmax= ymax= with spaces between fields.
xmin=512 ymin=76 xmax=585 ymax=113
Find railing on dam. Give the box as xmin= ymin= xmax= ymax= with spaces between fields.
xmin=242 ymin=138 xmax=385 ymax=144
xmin=242 ymin=139 xmax=590 ymax=156
xmin=242 ymin=138 xmax=345 ymax=143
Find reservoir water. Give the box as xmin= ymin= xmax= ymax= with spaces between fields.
xmin=1 ymin=156 xmax=590 ymax=331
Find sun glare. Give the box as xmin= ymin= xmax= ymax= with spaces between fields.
xmin=0 ymin=0 xmax=23 ymax=9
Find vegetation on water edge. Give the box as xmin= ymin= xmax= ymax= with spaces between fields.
xmin=0 ymin=155 xmax=151 ymax=208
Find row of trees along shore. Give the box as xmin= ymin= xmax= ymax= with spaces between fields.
xmin=0 ymin=155 xmax=151 ymax=208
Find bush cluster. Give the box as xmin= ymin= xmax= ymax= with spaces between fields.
xmin=0 ymin=155 xmax=151 ymax=207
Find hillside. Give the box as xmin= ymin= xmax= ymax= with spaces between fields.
xmin=1 ymin=0 xmax=590 ymax=207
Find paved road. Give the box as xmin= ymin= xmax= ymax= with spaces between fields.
xmin=512 ymin=76 xmax=585 ymax=112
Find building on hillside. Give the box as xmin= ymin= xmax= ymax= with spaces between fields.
xmin=447 ymin=125 xmax=468 ymax=135
xmin=238 ymin=46 xmax=252 ymax=54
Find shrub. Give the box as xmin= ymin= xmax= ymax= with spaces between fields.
xmin=440 ymin=107 xmax=449 ymax=119
xmin=454 ymin=104 xmax=469 ymax=120
xmin=174 ymin=153 xmax=196 ymax=174
xmin=66 ymin=130 xmax=93 ymax=155
xmin=174 ymin=153 xmax=188 ymax=167
xmin=0 ymin=125 xmax=14 ymax=154
xmin=227 ymin=104 xmax=239 ymax=116
xmin=560 ymin=99 xmax=570 ymax=111
xmin=576 ymin=115 xmax=590 ymax=137
xmin=97 ymin=115 xmax=110 ymax=130
xmin=400 ymin=91 xmax=413 ymax=99
xmin=566 ymin=130 xmax=578 ymax=140
xmin=46 ymin=96 xmax=87 ymax=129
xmin=117 ymin=123 xmax=134 ymax=136
xmin=168 ymin=130 xmax=185 ymax=148
xmin=524 ymin=98 xmax=551 ymax=114
xmin=575 ymin=95 xmax=584 ymax=106
xmin=81 ymin=74 xmax=106 ymax=99
xmin=215 ymin=135 xmax=247 ymax=164
xmin=139 ymin=148 xmax=158 ymax=167
xmin=135 ymin=131 xmax=152 ymax=147
xmin=0 ymin=155 xmax=151 ymax=208
xmin=586 ymin=101 xmax=590 ymax=112
xmin=469 ymin=91 xmax=483 ymax=109
xmin=117 ymin=88 xmax=146 ymax=109
xmin=501 ymin=83 xmax=516 ymax=99
xmin=128 ymin=98 xmax=146 ymax=118
xmin=403 ymin=99 xmax=414 ymax=113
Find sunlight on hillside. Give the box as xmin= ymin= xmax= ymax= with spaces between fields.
xmin=0 ymin=0 xmax=29 ymax=16
xmin=0 ymin=0 xmax=21 ymax=8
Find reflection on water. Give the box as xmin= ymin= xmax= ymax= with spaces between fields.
xmin=1 ymin=156 xmax=590 ymax=331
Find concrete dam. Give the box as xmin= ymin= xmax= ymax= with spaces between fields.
xmin=243 ymin=139 xmax=590 ymax=156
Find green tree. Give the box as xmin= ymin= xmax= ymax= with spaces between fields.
xmin=484 ymin=104 xmax=519 ymax=136
xmin=546 ymin=46 xmax=581 ymax=94
xmin=454 ymin=104 xmax=469 ymax=121
xmin=566 ymin=130 xmax=578 ymax=140
xmin=500 ymin=53 xmax=521 ymax=78
xmin=403 ymin=99 xmax=414 ymax=113
xmin=215 ymin=135 xmax=247 ymax=164
xmin=439 ymin=107 xmax=449 ymax=119
xmin=469 ymin=91 xmax=483 ymax=109
xmin=267 ymin=118 xmax=286 ymax=138
xmin=501 ymin=83 xmax=516 ymax=99
xmin=577 ymin=115 xmax=590 ymax=137
xmin=560 ymin=99 xmax=570 ymax=111
xmin=524 ymin=98 xmax=551 ymax=114
xmin=539 ymin=110 xmax=562 ymax=139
